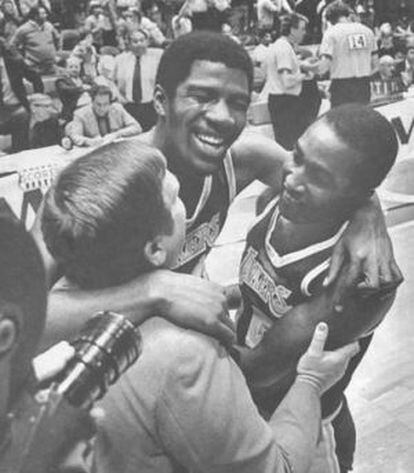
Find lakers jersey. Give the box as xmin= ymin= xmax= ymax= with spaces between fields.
xmin=238 ymin=197 xmax=372 ymax=417
xmin=172 ymin=151 xmax=237 ymax=274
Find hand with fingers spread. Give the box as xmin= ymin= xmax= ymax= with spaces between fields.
xmin=324 ymin=197 xmax=403 ymax=291
xmin=154 ymin=269 xmax=236 ymax=347
xmin=297 ymin=323 xmax=360 ymax=394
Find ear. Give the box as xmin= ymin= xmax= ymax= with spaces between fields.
xmin=0 ymin=305 xmax=20 ymax=357
xmin=144 ymin=236 xmax=167 ymax=268
xmin=153 ymin=84 xmax=168 ymax=117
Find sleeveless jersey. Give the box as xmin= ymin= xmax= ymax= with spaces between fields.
xmin=172 ymin=151 xmax=237 ymax=274
xmin=238 ymin=197 xmax=372 ymax=417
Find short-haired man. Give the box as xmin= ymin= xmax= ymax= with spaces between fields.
xmin=10 ymin=5 xmax=60 ymax=75
xmin=114 ymin=29 xmax=161 ymax=131
xmin=65 ymin=84 xmax=142 ymax=147
xmin=237 ymin=104 xmax=400 ymax=473
xmin=319 ymin=0 xmax=377 ymax=107
xmin=33 ymin=32 xmax=401 ymax=353
xmin=41 ymin=139 xmax=359 ymax=473
xmin=260 ymin=13 xmax=317 ymax=149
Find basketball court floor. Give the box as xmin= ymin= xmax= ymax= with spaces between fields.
xmin=206 ymin=157 xmax=414 ymax=473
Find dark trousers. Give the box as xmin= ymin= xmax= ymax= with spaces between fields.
xmin=299 ymin=79 xmax=321 ymax=129
xmin=268 ymin=93 xmax=307 ymax=150
xmin=124 ymin=101 xmax=157 ymax=132
xmin=330 ymin=76 xmax=371 ymax=108
xmin=0 ymin=104 xmax=30 ymax=152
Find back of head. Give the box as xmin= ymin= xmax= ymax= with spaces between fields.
xmin=0 ymin=216 xmax=46 ymax=397
xmin=41 ymin=140 xmax=172 ymax=289
xmin=319 ymin=104 xmax=398 ymax=190
xmin=155 ymin=31 xmax=253 ymax=98
xmin=325 ymin=0 xmax=352 ymax=25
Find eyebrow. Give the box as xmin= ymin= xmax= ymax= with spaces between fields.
xmin=185 ymin=84 xmax=250 ymax=103
xmin=297 ymin=142 xmax=332 ymax=179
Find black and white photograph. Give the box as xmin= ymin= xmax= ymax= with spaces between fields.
xmin=0 ymin=0 xmax=413 ymax=472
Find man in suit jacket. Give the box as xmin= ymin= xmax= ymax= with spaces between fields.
xmin=65 ymin=84 xmax=142 ymax=147
xmin=114 ymin=28 xmax=162 ymax=131
xmin=0 ymin=39 xmax=44 ymax=152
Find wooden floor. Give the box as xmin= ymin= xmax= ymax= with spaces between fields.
xmin=207 ymin=166 xmax=414 ymax=472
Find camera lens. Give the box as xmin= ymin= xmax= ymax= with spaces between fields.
xmin=56 ymin=312 xmax=141 ymax=408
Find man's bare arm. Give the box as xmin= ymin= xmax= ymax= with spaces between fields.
xmin=239 ymin=264 xmax=398 ymax=388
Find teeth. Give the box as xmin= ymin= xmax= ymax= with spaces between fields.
xmin=196 ymin=133 xmax=224 ymax=147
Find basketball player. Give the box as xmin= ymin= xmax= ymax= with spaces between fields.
xmin=237 ymin=104 xmax=400 ymax=473
xmin=32 ymin=32 xmax=401 ymax=350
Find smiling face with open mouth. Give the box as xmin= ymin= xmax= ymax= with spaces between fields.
xmin=163 ymin=60 xmax=250 ymax=176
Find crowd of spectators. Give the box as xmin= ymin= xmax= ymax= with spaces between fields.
xmin=1 ymin=0 xmax=414 ymax=154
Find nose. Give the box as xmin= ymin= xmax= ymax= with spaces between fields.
xmin=205 ymin=99 xmax=235 ymax=129
xmin=283 ymin=157 xmax=305 ymax=198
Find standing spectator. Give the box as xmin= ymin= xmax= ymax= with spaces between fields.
xmin=55 ymin=56 xmax=91 ymax=122
xmin=114 ymin=29 xmax=161 ymax=130
xmin=0 ymin=38 xmax=44 ymax=152
xmin=257 ymin=0 xmax=292 ymax=33
xmin=65 ymin=84 xmax=141 ymax=147
xmin=118 ymin=6 xmax=166 ymax=48
xmin=10 ymin=5 xmax=59 ymax=75
xmin=260 ymin=13 xmax=313 ymax=149
xmin=0 ymin=0 xmax=21 ymax=42
xmin=319 ymin=0 xmax=377 ymax=107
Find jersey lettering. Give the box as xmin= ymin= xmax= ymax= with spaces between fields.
xmin=240 ymin=247 xmax=292 ymax=318
xmin=347 ymin=33 xmax=367 ymax=50
xmin=174 ymin=213 xmax=221 ymax=268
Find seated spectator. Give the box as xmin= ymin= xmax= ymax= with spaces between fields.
xmin=377 ymin=22 xmax=396 ymax=58
xmin=95 ymin=54 xmax=126 ymax=103
xmin=55 ymin=56 xmax=92 ymax=122
xmin=141 ymin=0 xmax=168 ymax=44
xmin=10 ymin=5 xmax=60 ymax=75
xmin=370 ymin=55 xmax=405 ymax=101
xmin=85 ymin=0 xmax=117 ymax=50
xmin=65 ymin=84 xmax=141 ymax=147
xmin=114 ymin=28 xmax=161 ymax=130
xmin=29 ymin=93 xmax=61 ymax=148
xmin=0 ymin=38 xmax=44 ymax=153
xmin=72 ymin=31 xmax=99 ymax=82
xmin=396 ymin=37 xmax=414 ymax=88
xmin=0 ymin=0 xmax=22 ymax=42
xmin=257 ymin=0 xmax=292 ymax=33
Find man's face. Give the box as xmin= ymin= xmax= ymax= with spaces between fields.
xmin=262 ymin=33 xmax=272 ymax=46
xmin=279 ymin=120 xmax=365 ymax=224
xmin=379 ymin=58 xmax=395 ymax=79
xmin=3 ymin=1 xmax=14 ymax=15
xmin=130 ymin=31 xmax=148 ymax=57
xmin=162 ymin=60 xmax=250 ymax=176
xmin=38 ymin=7 xmax=47 ymax=24
xmin=159 ymin=170 xmax=186 ymax=268
xmin=67 ymin=59 xmax=81 ymax=77
xmin=291 ymin=20 xmax=307 ymax=45
xmin=92 ymin=94 xmax=111 ymax=117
